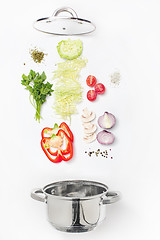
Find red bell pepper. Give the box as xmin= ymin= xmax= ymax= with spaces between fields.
xmin=59 ymin=122 xmax=74 ymax=142
xmin=41 ymin=122 xmax=73 ymax=142
xmin=41 ymin=122 xmax=73 ymax=156
xmin=41 ymin=129 xmax=73 ymax=163
xmin=41 ymin=127 xmax=53 ymax=138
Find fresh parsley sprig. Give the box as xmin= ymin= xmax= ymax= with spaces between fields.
xmin=21 ymin=70 xmax=54 ymax=122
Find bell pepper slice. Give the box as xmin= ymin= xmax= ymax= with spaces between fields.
xmin=60 ymin=143 xmax=73 ymax=161
xmin=41 ymin=122 xmax=73 ymax=142
xmin=41 ymin=136 xmax=59 ymax=156
xmin=41 ymin=127 xmax=53 ymax=138
xmin=57 ymin=130 xmax=72 ymax=155
xmin=41 ymin=139 xmax=62 ymax=163
xmin=41 ymin=129 xmax=73 ymax=163
xmin=54 ymin=129 xmax=73 ymax=156
xmin=41 ymin=122 xmax=73 ymax=155
xmin=59 ymin=122 xmax=74 ymax=142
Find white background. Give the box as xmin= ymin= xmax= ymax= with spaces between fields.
xmin=1 ymin=0 xmax=160 ymax=239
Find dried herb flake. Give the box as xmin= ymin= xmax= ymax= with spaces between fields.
xmin=30 ymin=47 xmax=47 ymax=63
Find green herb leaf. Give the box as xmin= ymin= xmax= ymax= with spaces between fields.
xmin=21 ymin=70 xmax=54 ymax=122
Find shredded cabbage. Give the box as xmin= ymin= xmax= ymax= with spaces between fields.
xmin=53 ymin=56 xmax=87 ymax=121
xmin=53 ymin=56 xmax=87 ymax=80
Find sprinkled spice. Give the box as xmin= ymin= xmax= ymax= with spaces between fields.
xmin=30 ymin=47 xmax=47 ymax=63
xmin=85 ymin=149 xmax=108 ymax=158
xmin=110 ymin=71 xmax=120 ymax=86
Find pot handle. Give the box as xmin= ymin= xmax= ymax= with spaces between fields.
xmin=31 ymin=188 xmax=47 ymax=203
xmin=52 ymin=7 xmax=78 ymax=18
xmin=102 ymin=191 xmax=121 ymax=204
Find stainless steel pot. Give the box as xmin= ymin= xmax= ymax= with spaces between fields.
xmin=31 ymin=180 xmax=120 ymax=233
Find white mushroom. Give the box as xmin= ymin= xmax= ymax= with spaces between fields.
xmin=84 ymin=132 xmax=94 ymax=137
xmin=83 ymin=133 xmax=96 ymax=143
xmin=81 ymin=108 xmax=97 ymax=143
xmin=81 ymin=108 xmax=96 ymax=123
xmin=82 ymin=107 xmax=91 ymax=117
xmin=82 ymin=122 xmax=92 ymax=128
xmin=84 ymin=123 xmax=97 ymax=134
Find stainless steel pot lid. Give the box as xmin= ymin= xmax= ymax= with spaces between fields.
xmin=33 ymin=7 xmax=96 ymax=35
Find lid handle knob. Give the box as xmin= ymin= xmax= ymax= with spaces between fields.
xmin=52 ymin=7 xmax=78 ymax=18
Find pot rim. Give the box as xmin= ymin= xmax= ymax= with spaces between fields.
xmin=42 ymin=180 xmax=108 ymax=201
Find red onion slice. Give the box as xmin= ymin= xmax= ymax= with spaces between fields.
xmin=98 ymin=112 xmax=116 ymax=129
xmin=97 ymin=130 xmax=115 ymax=145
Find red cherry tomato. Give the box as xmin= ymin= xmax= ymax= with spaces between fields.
xmin=86 ymin=75 xmax=97 ymax=87
xmin=94 ymin=83 xmax=105 ymax=94
xmin=87 ymin=90 xmax=97 ymax=101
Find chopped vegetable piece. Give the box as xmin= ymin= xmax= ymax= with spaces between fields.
xmin=57 ymin=39 xmax=83 ymax=60
xmin=53 ymin=56 xmax=87 ymax=80
xmin=21 ymin=70 xmax=53 ymax=122
xmin=41 ymin=123 xmax=74 ymax=163
xmin=41 ymin=129 xmax=73 ymax=163
xmin=81 ymin=108 xmax=96 ymax=123
xmin=87 ymin=90 xmax=97 ymax=101
xmin=59 ymin=122 xmax=74 ymax=142
xmin=86 ymin=75 xmax=97 ymax=87
xmin=84 ymin=124 xmax=97 ymax=135
xmin=97 ymin=130 xmax=115 ymax=145
xmin=98 ymin=112 xmax=116 ymax=129
xmin=53 ymin=56 xmax=87 ymax=121
xmin=41 ymin=123 xmax=59 ymax=138
xmin=81 ymin=108 xmax=97 ymax=143
xmin=94 ymin=83 xmax=105 ymax=94
xmin=42 ymin=122 xmax=73 ymax=142
xmin=83 ymin=133 xmax=96 ymax=143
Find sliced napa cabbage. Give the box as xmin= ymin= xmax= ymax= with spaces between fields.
xmin=53 ymin=78 xmax=82 ymax=120
xmin=57 ymin=39 xmax=83 ymax=60
xmin=53 ymin=56 xmax=87 ymax=121
xmin=53 ymin=56 xmax=87 ymax=80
